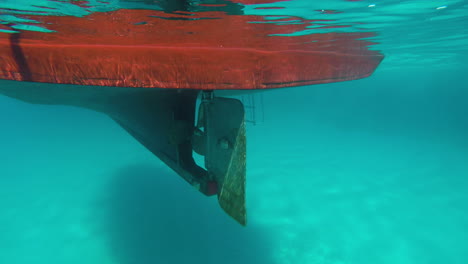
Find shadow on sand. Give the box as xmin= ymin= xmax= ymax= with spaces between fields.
xmin=100 ymin=164 xmax=274 ymax=264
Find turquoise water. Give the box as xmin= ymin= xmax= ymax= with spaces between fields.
xmin=1 ymin=1 xmax=468 ymax=264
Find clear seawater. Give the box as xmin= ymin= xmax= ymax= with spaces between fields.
xmin=1 ymin=1 xmax=467 ymax=264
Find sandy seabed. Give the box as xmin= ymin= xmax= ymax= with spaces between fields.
xmin=1 ymin=69 xmax=467 ymax=264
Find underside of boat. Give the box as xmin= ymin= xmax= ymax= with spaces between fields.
xmin=0 ymin=0 xmax=384 ymax=225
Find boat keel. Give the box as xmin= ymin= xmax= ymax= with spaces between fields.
xmin=0 ymin=81 xmax=247 ymax=225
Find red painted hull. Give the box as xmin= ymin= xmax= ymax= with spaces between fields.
xmin=0 ymin=9 xmax=383 ymax=90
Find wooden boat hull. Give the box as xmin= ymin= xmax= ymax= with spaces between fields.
xmin=0 ymin=9 xmax=383 ymax=90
